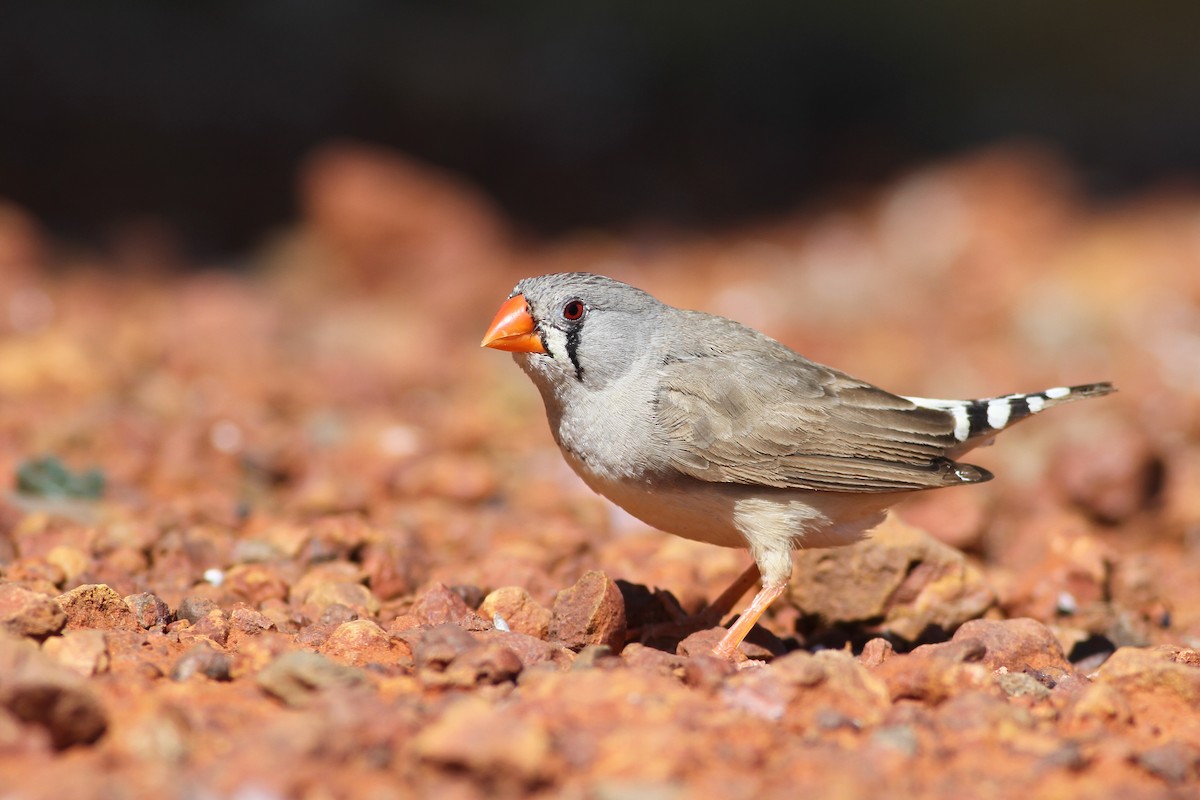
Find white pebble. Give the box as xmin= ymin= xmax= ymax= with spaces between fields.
xmin=379 ymin=425 xmax=421 ymax=457
xmin=1056 ymin=591 xmax=1078 ymax=614
xmin=210 ymin=420 xmax=243 ymax=453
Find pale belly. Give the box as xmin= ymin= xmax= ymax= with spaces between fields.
xmin=563 ymin=449 xmax=906 ymax=553
xmin=578 ymin=469 xmax=749 ymax=548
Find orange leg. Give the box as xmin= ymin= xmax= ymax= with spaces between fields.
xmin=711 ymin=581 xmax=787 ymax=660
xmin=624 ymin=562 xmax=763 ymax=644
xmin=703 ymin=562 xmax=761 ymax=622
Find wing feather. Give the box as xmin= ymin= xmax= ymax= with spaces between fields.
xmin=653 ymin=330 xmax=990 ymax=493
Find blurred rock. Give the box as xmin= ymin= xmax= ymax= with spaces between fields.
xmin=228 ymin=606 xmax=275 ymax=637
xmin=620 ymin=642 xmax=686 ymax=675
xmin=277 ymin=143 xmax=509 ymax=300
xmin=1054 ymin=426 xmax=1162 ymax=523
xmin=45 ymin=545 xmax=91 ymax=585
xmin=872 ymin=638 xmax=996 ymax=704
xmin=301 ymin=581 xmax=380 ymax=619
xmin=0 ymin=631 xmax=107 ymax=748
xmin=681 ymin=653 xmax=738 ymax=688
xmin=289 ymin=561 xmax=363 ymax=602
xmin=361 ymin=535 xmax=424 ymax=601
xmin=1092 ymin=646 xmax=1200 ymax=743
xmin=471 ymin=629 xmax=575 ymax=670
xmin=257 ymin=651 xmax=367 ymax=707
xmin=896 ymin=489 xmax=989 ymax=551
xmin=859 ymin=638 xmax=895 ymax=668
xmin=549 ymin=571 xmax=627 ymax=651
xmin=180 ymin=608 xmax=230 ymax=647
xmin=0 ymin=584 xmax=66 ymax=638
xmin=790 ymin=515 xmax=995 ymax=641
xmin=175 ymin=595 xmax=218 ymax=624
xmin=319 ymin=619 xmax=412 ymax=669
xmin=1093 ymin=646 xmax=1200 ymax=702
xmin=42 ymin=629 xmax=109 ymax=676
xmin=995 ymin=671 xmax=1051 ymax=699
xmin=1061 ymin=682 xmax=1133 ymax=731
xmin=1135 ymin=741 xmax=1200 ymax=785
xmin=170 ymin=642 xmax=232 ymax=681
xmin=768 ymin=650 xmax=890 ymax=730
xmin=951 ymin=618 xmax=1075 ymax=683
xmin=442 ymin=643 xmax=523 ymax=687
xmin=410 ymin=622 xmax=478 ymax=672
xmin=410 ymin=583 xmax=489 ymax=629
xmin=412 ymin=697 xmax=550 ymax=783
xmin=0 ymin=201 xmax=47 ymax=289
xmin=222 ymin=563 xmax=290 ymax=606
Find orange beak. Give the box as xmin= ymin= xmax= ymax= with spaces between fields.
xmin=480 ymin=294 xmax=546 ymax=353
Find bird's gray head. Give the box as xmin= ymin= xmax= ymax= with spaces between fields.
xmin=481 ymin=272 xmax=664 ymax=392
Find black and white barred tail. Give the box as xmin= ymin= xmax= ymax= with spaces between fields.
xmin=905 ymin=382 xmax=1115 ymax=448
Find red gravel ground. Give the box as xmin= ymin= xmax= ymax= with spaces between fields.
xmin=1 ymin=143 xmax=1199 ymax=799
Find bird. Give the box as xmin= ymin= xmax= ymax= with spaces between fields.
xmin=481 ymin=272 xmax=1114 ymax=660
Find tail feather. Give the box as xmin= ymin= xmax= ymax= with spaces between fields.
xmin=905 ymin=382 xmax=1115 ymax=445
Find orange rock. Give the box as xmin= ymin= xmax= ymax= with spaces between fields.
xmin=479 ymin=586 xmax=552 ymax=639
xmin=55 ymin=584 xmax=139 ymax=631
xmin=790 ymin=514 xmax=995 ymax=642
xmin=549 ymin=571 xmax=627 ymax=651
xmin=872 ymin=638 xmax=999 ymax=704
xmin=0 ymin=631 xmax=107 ymax=748
xmin=42 ymin=630 xmax=109 ymax=676
xmin=223 ymin=563 xmax=290 ymax=606
xmin=412 ymin=697 xmax=551 ymax=783
xmin=410 ymin=583 xmax=488 ymax=629
xmin=319 ymin=619 xmax=412 ymax=670
xmin=951 ymin=617 xmax=1075 ymax=681
xmin=0 ymin=584 xmax=66 ymax=638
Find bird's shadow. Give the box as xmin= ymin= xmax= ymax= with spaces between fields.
xmin=617 ymin=579 xmax=955 ymax=659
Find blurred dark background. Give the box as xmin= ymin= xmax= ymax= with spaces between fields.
xmin=2 ymin=2 xmax=1199 ymax=258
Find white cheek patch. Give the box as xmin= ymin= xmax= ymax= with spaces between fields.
xmin=542 ymin=326 xmax=569 ymax=361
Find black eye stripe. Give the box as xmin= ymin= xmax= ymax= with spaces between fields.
xmin=565 ymin=326 xmax=584 ymax=381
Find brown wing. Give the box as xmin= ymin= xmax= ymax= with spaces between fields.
xmin=653 ymin=346 xmax=991 ymax=493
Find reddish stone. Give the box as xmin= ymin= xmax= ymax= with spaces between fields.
xmin=0 ymin=584 xmax=66 ymax=638
xmin=56 ymin=584 xmax=139 ymax=631
xmin=0 ymin=632 xmax=107 ymax=748
xmin=872 ymin=638 xmax=998 ymax=704
xmin=42 ymin=630 xmax=109 ymax=676
xmin=479 ymin=586 xmax=552 ymax=639
xmin=410 ymin=583 xmax=489 ymax=629
xmin=549 ymin=571 xmax=627 ymax=651
xmin=951 ymin=618 xmax=1075 ymax=683
xmin=123 ymin=593 xmax=172 ymax=629
xmin=223 ymin=563 xmax=290 ymax=606
xmin=790 ymin=515 xmax=994 ymax=642
xmin=319 ymin=619 xmax=412 ymax=669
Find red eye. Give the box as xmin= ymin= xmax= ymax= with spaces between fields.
xmin=561 ymin=300 xmax=585 ymax=321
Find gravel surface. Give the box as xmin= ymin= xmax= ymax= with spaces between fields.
xmin=1 ymin=144 xmax=1198 ymax=798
